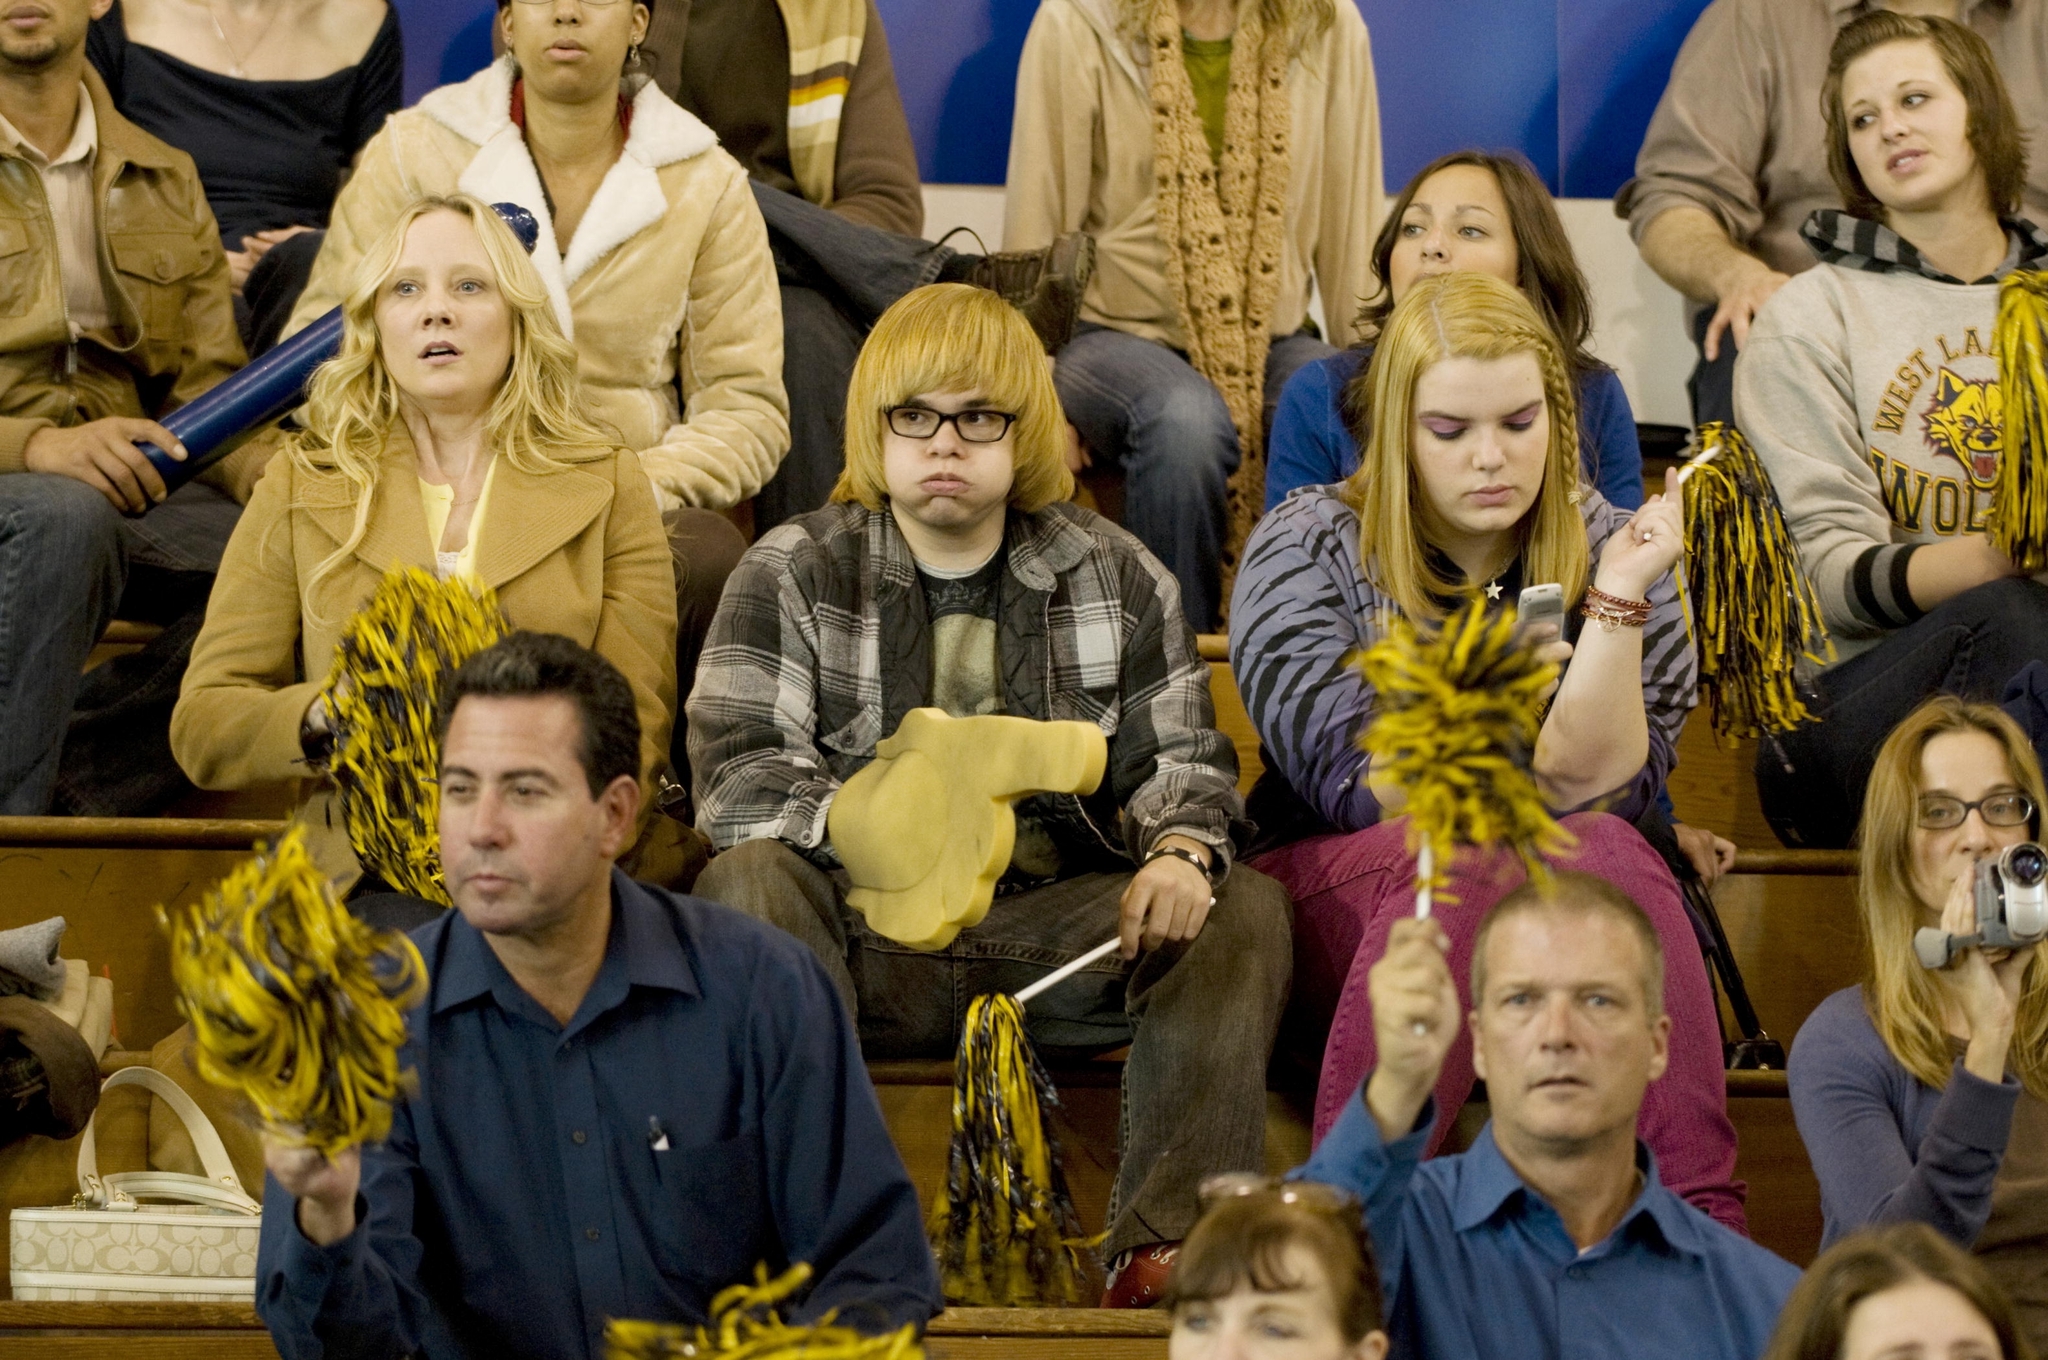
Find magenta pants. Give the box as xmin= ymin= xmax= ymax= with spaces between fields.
xmin=1250 ymin=811 xmax=1748 ymax=1235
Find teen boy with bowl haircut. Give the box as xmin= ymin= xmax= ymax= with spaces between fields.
xmin=690 ymin=283 xmax=1293 ymax=1307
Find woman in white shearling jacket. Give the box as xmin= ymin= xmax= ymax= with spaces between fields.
xmin=286 ymin=0 xmax=789 ymax=782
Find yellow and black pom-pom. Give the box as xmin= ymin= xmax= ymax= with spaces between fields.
xmin=164 ymin=826 xmax=426 ymax=1157
xmin=927 ymin=993 xmax=1091 ymax=1307
xmin=1679 ymin=423 xmax=1832 ymax=741
xmin=605 ymin=1263 xmax=924 ymax=1359
xmin=1991 ymin=270 xmax=2048 ymax=572
xmin=322 ymin=566 xmax=510 ymax=902
xmin=1355 ymin=596 xmax=1573 ymax=892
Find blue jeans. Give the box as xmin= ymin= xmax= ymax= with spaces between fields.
xmin=1756 ymin=577 xmax=2048 ymax=847
xmin=1055 ymin=325 xmax=1336 ymax=630
xmin=0 ymin=474 xmax=238 ymax=813
xmin=694 ymin=838 xmax=1292 ymax=1257
xmin=747 ymin=184 xmax=954 ymax=532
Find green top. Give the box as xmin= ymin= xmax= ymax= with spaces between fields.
xmin=1181 ymin=31 xmax=1233 ymax=167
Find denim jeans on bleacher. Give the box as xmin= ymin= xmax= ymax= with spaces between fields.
xmin=0 ymin=473 xmax=238 ymax=814
xmin=1757 ymin=577 xmax=2048 ymax=848
xmin=1054 ymin=325 xmax=1335 ymax=631
xmin=693 ymin=837 xmax=1292 ymax=1258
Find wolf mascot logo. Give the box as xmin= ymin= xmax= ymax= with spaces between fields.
xmin=1922 ymin=366 xmax=2004 ymax=492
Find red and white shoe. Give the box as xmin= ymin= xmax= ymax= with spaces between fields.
xmin=1100 ymin=1242 xmax=1181 ymax=1308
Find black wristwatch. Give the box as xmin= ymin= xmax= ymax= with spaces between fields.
xmin=299 ymin=719 xmax=335 ymax=769
xmin=1145 ymin=842 xmax=1223 ymax=886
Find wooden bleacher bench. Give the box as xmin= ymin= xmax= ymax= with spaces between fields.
xmin=98 ymin=622 xmax=165 ymax=649
xmin=0 ymin=816 xmax=284 ymax=849
xmin=0 ymin=1301 xmax=1172 ymax=1357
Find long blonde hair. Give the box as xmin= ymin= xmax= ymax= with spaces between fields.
xmin=1339 ymin=270 xmax=1587 ymax=624
xmin=1859 ymin=696 xmax=2048 ymax=1099
xmin=1114 ymin=0 xmax=1334 ymax=56
xmin=831 ymin=283 xmax=1073 ymax=514
xmin=290 ymin=194 xmax=613 ymax=596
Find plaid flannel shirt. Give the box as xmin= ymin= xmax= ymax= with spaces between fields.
xmin=688 ymin=501 xmax=1248 ymax=870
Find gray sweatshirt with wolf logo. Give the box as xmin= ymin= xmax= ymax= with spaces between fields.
xmin=1734 ymin=211 xmax=2048 ymax=664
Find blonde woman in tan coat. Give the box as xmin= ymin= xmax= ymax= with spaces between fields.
xmin=284 ymin=0 xmax=787 ymax=789
xmin=173 ymin=194 xmax=677 ymax=889
xmin=1005 ymin=0 xmax=1384 ymax=630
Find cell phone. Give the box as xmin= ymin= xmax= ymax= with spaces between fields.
xmin=1515 ymin=583 xmax=1565 ymax=644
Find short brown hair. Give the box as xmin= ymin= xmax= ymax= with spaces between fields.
xmin=1821 ymin=12 xmax=2028 ymax=221
xmin=830 ymin=283 xmax=1073 ymax=513
xmin=1164 ymin=1188 xmax=1383 ymax=1345
xmin=1762 ymin=1222 xmax=2035 ymax=1360
xmin=1471 ymin=870 xmax=1666 ymax=1014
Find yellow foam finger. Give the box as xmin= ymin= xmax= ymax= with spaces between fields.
xmin=828 ymin=710 xmax=1108 ymax=950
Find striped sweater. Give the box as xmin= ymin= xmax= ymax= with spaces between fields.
xmin=1229 ymin=487 xmax=1697 ymax=834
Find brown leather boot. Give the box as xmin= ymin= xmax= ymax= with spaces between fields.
xmin=965 ymin=231 xmax=1097 ymax=353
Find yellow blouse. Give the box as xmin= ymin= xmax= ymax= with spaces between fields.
xmin=418 ymin=457 xmax=499 ymax=581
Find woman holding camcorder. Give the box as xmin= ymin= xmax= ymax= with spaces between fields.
xmin=1787 ymin=695 xmax=2048 ymax=1354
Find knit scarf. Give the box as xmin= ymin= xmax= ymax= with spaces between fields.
xmin=1146 ymin=0 xmax=1291 ymax=594
xmin=782 ymin=0 xmax=867 ymax=210
xmin=641 ymin=0 xmax=864 ymax=210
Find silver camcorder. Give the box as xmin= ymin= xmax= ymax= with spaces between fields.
xmin=1914 ymin=842 xmax=2048 ymax=969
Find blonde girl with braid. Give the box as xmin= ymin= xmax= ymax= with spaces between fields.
xmin=1229 ymin=272 xmax=1743 ymax=1231
xmin=172 ymin=194 xmax=676 ymax=890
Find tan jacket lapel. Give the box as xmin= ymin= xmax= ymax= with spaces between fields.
xmin=355 ymin=427 xmax=437 ymax=575
xmin=300 ymin=423 xmax=614 ymax=587
xmin=296 ymin=427 xmax=436 ymax=576
xmin=473 ymin=453 xmax=613 ymax=590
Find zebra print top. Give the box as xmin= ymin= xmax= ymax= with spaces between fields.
xmin=1228 ymin=485 xmax=1697 ymax=835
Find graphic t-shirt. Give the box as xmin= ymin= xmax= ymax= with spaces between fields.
xmin=918 ymin=550 xmax=1003 ymax=720
xmin=914 ymin=548 xmax=1061 ymax=880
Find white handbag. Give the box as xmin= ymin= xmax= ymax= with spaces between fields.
xmin=9 ymin=1066 xmax=261 ymax=1301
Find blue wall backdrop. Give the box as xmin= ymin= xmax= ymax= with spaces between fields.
xmin=391 ymin=0 xmax=1713 ymax=199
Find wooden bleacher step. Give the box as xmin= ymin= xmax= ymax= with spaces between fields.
xmin=0 ymin=1301 xmax=1171 ymax=1357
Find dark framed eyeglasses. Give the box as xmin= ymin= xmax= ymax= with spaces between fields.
xmin=885 ymin=406 xmax=1018 ymax=443
xmin=1917 ymin=792 xmax=2035 ymax=830
xmin=1196 ymin=1173 xmax=1359 ymax=1214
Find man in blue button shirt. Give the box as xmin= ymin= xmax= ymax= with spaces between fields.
xmin=1298 ymin=870 xmax=1799 ymax=1360
xmin=256 ymin=632 xmax=942 ymax=1359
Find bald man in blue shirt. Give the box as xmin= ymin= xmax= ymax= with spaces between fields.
xmin=256 ymin=633 xmax=940 ymax=1360
xmin=1298 ymin=870 xmax=1799 ymax=1360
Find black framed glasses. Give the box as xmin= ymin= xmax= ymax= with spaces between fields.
xmin=1917 ymin=792 xmax=2035 ymax=830
xmin=885 ymin=406 xmax=1017 ymax=443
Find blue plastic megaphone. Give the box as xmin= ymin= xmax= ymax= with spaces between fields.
xmin=136 ymin=201 xmax=542 ymax=496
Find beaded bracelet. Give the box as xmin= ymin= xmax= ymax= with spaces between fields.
xmin=1581 ymin=586 xmax=1652 ymax=632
